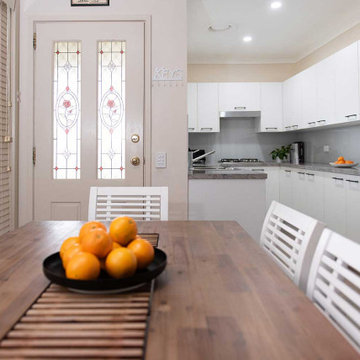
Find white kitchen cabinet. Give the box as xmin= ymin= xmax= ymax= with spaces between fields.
xmin=316 ymin=56 xmax=336 ymax=126
xmin=197 ymin=83 xmax=220 ymax=132
xmin=334 ymin=42 xmax=360 ymax=124
xmin=187 ymin=83 xmax=197 ymax=132
xmin=301 ymin=66 xmax=317 ymax=129
xmin=304 ymin=171 xmax=325 ymax=221
xmin=345 ymin=175 xmax=360 ymax=242
xmin=279 ymin=168 xmax=294 ymax=207
xmin=219 ymin=82 xmax=260 ymax=112
xmin=187 ymin=83 xmax=220 ymax=133
xmin=323 ymin=174 xmax=347 ymax=236
xmin=283 ymin=74 xmax=302 ymax=131
xmin=292 ymin=170 xmax=307 ymax=213
xmin=258 ymin=83 xmax=283 ymax=132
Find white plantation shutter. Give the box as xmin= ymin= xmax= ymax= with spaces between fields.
xmin=0 ymin=1 xmax=11 ymax=236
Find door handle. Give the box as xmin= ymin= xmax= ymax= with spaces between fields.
xmin=131 ymin=157 xmax=141 ymax=166
xmin=131 ymin=134 xmax=140 ymax=143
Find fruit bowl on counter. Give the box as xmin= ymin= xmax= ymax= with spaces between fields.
xmin=329 ymin=156 xmax=358 ymax=168
xmin=43 ymin=217 xmax=167 ymax=293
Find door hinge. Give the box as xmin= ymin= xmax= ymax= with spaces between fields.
xmin=33 ymin=147 xmax=36 ymax=166
xmin=33 ymin=33 xmax=37 ymax=50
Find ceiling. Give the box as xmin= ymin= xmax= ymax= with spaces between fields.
xmin=188 ymin=0 xmax=360 ymax=64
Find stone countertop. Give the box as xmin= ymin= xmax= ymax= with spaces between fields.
xmin=188 ymin=169 xmax=267 ymax=180
xmin=226 ymin=162 xmax=360 ymax=176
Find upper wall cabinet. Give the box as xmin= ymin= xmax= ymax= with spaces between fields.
xmin=283 ymin=74 xmax=302 ymax=131
xmin=219 ymin=83 xmax=260 ymax=112
xmin=301 ymin=66 xmax=317 ymax=128
xmin=187 ymin=83 xmax=220 ymax=133
xmin=258 ymin=83 xmax=283 ymax=132
xmin=316 ymin=55 xmax=336 ymax=126
xmin=187 ymin=83 xmax=197 ymax=132
xmin=334 ymin=42 xmax=360 ymax=123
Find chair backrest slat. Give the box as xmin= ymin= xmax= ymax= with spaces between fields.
xmin=260 ymin=201 xmax=324 ymax=290
xmin=307 ymin=229 xmax=360 ymax=353
xmin=88 ymin=187 xmax=169 ymax=221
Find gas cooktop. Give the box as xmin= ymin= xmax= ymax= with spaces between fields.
xmin=219 ymin=158 xmax=262 ymax=163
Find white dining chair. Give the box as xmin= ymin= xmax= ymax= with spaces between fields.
xmin=260 ymin=201 xmax=325 ymax=291
xmin=88 ymin=187 xmax=168 ymax=221
xmin=307 ymin=229 xmax=360 ymax=353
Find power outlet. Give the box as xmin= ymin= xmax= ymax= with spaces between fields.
xmin=323 ymin=145 xmax=330 ymax=153
xmin=155 ymin=152 xmax=167 ymax=168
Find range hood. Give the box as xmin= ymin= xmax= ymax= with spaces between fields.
xmin=219 ymin=110 xmax=261 ymax=118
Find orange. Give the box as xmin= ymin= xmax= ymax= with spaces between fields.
xmin=112 ymin=242 xmax=121 ymax=250
xmin=127 ymin=238 xmax=155 ymax=269
xmin=109 ymin=217 xmax=138 ymax=246
xmin=79 ymin=221 xmax=107 ymax=242
xmin=60 ymin=237 xmax=79 ymax=259
xmin=62 ymin=243 xmax=83 ymax=269
xmin=66 ymin=252 xmax=100 ymax=280
xmin=338 ymin=156 xmax=345 ymax=161
xmin=345 ymin=160 xmax=354 ymax=164
xmin=81 ymin=228 xmax=113 ymax=258
xmin=338 ymin=160 xmax=345 ymax=164
xmin=105 ymin=248 xmax=137 ymax=279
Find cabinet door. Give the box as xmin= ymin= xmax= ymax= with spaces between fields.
xmin=301 ymin=66 xmax=317 ymax=128
xmin=345 ymin=175 xmax=360 ymax=243
xmin=305 ymin=172 xmax=324 ymax=221
xmin=219 ymin=83 xmax=260 ymax=112
xmin=334 ymin=42 xmax=360 ymax=123
xmin=265 ymin=167 xmax=280 ymax=210
xmin=197 ymin=83 xmax=220 ymax=132
xmin=187 ymin=83 xmax=197 ymax=132
xmin=292 ymin=170 xmax=307 ymax=213
xmin=259 ymin=83 xmax=283 ymax=132
xmin=279 ymin=169 xmax=294 ymax=207
xmin=316 ymin=56 xmax=336 ymax=126
xmin=283 ymin=75 xmax=301 ymax=131
xmin=323 ymin=175 xmax=346 ymax=235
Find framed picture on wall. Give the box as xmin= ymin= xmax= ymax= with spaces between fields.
xmin=71 ymin=0 xmax=110 ymax=6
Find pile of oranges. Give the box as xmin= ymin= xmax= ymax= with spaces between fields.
xmin=334 ymin=156 xmax=354 ymax=165
xmin=60 ymin=217 xmax=155 ymax=281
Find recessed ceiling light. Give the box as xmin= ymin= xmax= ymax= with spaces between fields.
xmin=270 ymin=1 xmax=282 ymax=9
xmin=243 ymin=36 xmax=253 ymax=43
xmin=208 ymin=24 xmax=232 ymax=32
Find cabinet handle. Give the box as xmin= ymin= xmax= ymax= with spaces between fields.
xmin=306 ymin=173 xmax=315 ymax=176
xmin=234 ymin=106 xmax=246 ymax=110
xmin=317 ymin=120 xmax=326 ymax=123
xmin=188 ymin=127 xmax=195 ymax=130
xmin=252 ymin=169 xmax=265 ymax=171
xmin=308 ymin=122 xmax=316 ymax=125
xmin=332 ymin=177 xmax=344 ymax=181
xmin=285 ymin=170 xmax=291 ymax=173
xmin=292 ymin=125 xmax=299 ymax=129
xmin=266 ymin=127 xmax=278 ymax=130
xmin=285 ymin=126 xmax=292 ymax=129
xmin=200 ymin=127 xmax=213 ymax=131
xmin=345 ymin=114 xmax=357 ymax=118
xmin=297 ymin=172 xmax=305 ymax=175
xmin=346 ymin=179 xmax=359 ymax=183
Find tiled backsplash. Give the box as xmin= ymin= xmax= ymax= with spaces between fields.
xmin=189 ymin=118 xmax=360 ymax=164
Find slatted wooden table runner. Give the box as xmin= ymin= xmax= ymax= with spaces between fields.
xmin=0 ymin=234 xmax=159 ymax=360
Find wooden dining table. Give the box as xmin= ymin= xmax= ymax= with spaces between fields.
xmin=0 ymin=220 xmax=358 ymax=359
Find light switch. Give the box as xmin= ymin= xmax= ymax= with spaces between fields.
xmin=323 ymin=145 xmax=330 ymax=153
xmin=155 ymin=152 xmax=167 ymax=168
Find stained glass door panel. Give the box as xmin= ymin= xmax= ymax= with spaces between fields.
xmin=34 ymin=22 xmax=144 ymax=221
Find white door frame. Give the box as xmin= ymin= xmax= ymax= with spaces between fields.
xmin=19 ymin=14 xmax=152 ymax=226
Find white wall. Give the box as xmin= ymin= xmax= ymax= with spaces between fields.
xmin=18 ymin=0 xmax=188 ymax=225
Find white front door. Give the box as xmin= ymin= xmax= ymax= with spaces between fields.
xmin=34 ymin=21 xmax=145 ymax=220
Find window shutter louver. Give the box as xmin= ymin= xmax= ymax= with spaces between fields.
xmin=0 ymin=1 xmax=11 ymax=236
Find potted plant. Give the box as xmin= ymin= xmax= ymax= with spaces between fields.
xmin=270 ymin=145 xmax=291 ymax=163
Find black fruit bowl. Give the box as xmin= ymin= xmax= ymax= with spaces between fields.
xmin=43 ymin=249 xmax=167 ymax=293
